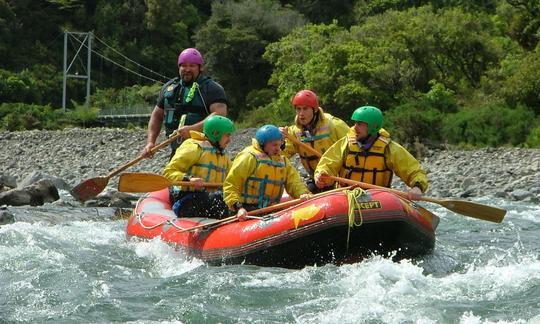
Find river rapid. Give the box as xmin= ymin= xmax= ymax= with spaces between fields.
xmin=0 ymin=129 xmax=539 ymax=323
xmin=1 ymin=196 xmax=538 ymax=323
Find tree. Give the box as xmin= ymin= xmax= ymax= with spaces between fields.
xmin=263 ymin=22 xmax=346 ymax=118
xmin=194 ymin=0 xmax=305 ymax=117
xmin=0 ymin=2 xmax=16 ymax=69
xmin=264 ymin=6 xmax=506 ymax=120
xmin=505 ymin=0 xmax=540 ymax=50
xmin=284 ymin=0 xmax=356 ymax=26
xmin=486 ymin=50 xmax=540 ymax=114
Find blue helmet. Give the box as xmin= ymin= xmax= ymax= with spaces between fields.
xmin=255 ymin=125 xmax=282 ymax=147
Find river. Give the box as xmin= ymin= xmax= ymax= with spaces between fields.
xmin=1 ymin=196 xmax=538 ymax=323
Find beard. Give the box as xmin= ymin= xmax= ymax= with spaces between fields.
xmin=181 ymin=72 xmax=195 ymax=83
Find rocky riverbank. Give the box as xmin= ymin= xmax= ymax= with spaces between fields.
xmin=1 ymin=128 xmax=539 ymax=207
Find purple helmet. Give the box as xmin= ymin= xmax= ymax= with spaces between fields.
xmin=178 ymin=48 xmax=204 ymax=65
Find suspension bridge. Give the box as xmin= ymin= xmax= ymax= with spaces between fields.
xmin=63 ymin=31 xmax=171 ymax=125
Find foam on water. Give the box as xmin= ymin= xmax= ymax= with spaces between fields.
xmin=1 ymin=197 xmax=538 ymax=323
xmin=287 ymin=253 xmax=539 ymax=323
xmin=0 ymin=220 xmax=125 ymax=322
xmin=128 ymin=237 xmax=204 ymax=278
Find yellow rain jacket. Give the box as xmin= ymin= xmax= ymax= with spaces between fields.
xmin=224 ymin=139 xmax=310 ymax=209
xmin=314 ymin=128 xmax=428 ymax=192
xmin=163 ymin=131 xmax=231 ymax=192
xmin=282 ymin=108 xmax=349 ymax=176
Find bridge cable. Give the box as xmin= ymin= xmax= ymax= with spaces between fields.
xmin=69 ymin=33 xmax=169 ymax=84
xmin=92 ymin=34 xmax=172 ymax=81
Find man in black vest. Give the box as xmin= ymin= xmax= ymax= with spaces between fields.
xmin=142 ymin=48 xmax=228 ymax=159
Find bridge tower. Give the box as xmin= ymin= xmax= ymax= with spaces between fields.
xmin=62 ymin=31 xmax=92 ymax=111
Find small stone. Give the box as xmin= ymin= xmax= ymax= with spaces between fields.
xmin=510 ymin=189 xmax=532 ymax=201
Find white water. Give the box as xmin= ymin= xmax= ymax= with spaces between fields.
xmin=1 ymin=198 xmax=538 ymax=323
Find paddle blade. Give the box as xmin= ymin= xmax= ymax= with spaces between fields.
xmin=70 ymin=177 xmax=109 ymax=202
xmin=118 ymin=172 xmax=172 ymax=193
xmin=436 ymin=199 xmax=506 ymax=223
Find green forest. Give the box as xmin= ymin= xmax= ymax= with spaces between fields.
xmin=1 ymin=0 xmax=539 ymax=148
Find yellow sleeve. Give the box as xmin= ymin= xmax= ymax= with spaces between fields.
xmin=223 ymin=151 xmax=257 ymax=209
xmin=281 ymin=126 xmax=298 ymax=158
xmin=313 ymin=136 xmax=348 ymax=186
xmin=284 ymin=158 xmax=310 ymax=198
xmin=225 ymin=156 xmax=232 ymax=175
xmin=162 ymin=141 xmax=201 ymax=181
xmin=385 ymin=141 xmax=429 ymax=192
xmin=330 ymin=117 xmax=350 ymax=142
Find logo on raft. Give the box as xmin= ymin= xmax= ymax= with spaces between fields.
xmin=355 ymin=201 xmax=382 ymax=209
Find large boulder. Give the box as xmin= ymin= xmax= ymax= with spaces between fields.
xmin=0 ymin=179 xmax=59 ymax=206
xmin=18 ymin=171 xmax=71 ymax=192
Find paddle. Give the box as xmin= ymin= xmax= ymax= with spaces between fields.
xmin=118 ymin=172 xmax=222 ymax=193
xmin=248 ymin=185 xmax=352 ymax=215
xmin=71 ymin=115 xmax=187 ymax=201
xmin=289 ymin=132 xmax=506 ymax=223
xmin=175 ymin=185 xmax=355 ymax=233
xmin=176 ymin=215 xmax=238 ymax=233
xmin=284 ymin=132 xmax=322 ymax=158
xmin=325 ymin=175 xmax=506 ymax=223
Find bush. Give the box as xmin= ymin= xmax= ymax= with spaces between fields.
xmin=425 ymin=81 xmax=458 ymax=113
xmin=442 ymin=104 xmax=535 ymax=146
xmin=91 ymin=84 xmax=158 ymax=115
xmin=0 ymin=69 xmax=40 ymax=104
xmin=0 ymin=103 xmax=61 ymax=130
xmin=0 ymin=102 xmax=101 ymax=130
xmin=66 ymin=101 xmax=99 ymax=127
xmin=384 ymin=102 xmax=443 ymax=145
xmin=235 ymin=98 xmax=293 ymax=128
xmin=245 ymin=88 xmax=276 ymax=111
xmin=525 ymin=124 xmax=540 ymax=148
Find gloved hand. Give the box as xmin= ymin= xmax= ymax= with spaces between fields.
xmin=189 ymin=177 xmax=204 ymax=189
xmin=315 ymin=172 xmax=329 ymax=189
xmin=407 ymin=186 xmax=423 ymax=200
xmin=236 ymin=208 xmax=248 ymax=222
xmin=279 ymin=126 xmax=288 ymax=138
xmin=299 ymin=193 xmax=312 ymax=201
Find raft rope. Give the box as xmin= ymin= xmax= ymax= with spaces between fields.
xmin=344 ymin=187 xmax=367 ymax=249
xmin=134 ymin=195 xmax=189 ymax=231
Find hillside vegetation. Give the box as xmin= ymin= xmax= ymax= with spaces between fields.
xmin=1 ymin=0 xmax=539 ymax=147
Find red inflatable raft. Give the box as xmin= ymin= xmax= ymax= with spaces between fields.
xmin=126 ymin=188 xmax=439 ymax=268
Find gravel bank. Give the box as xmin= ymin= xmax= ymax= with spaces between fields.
xmin=1 ymin=128 xmax=538 ymax=203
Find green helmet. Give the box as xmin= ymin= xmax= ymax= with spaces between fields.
xmin=351 ymin=106 xmax=383 ymax=136
xmin=203 ymin=115 xmax=235 ymax=142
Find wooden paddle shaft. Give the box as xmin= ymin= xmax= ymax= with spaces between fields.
xmin=106 ymin=114 xmax=188 ymax=179
xmin=172 ymin=180 xmax=222 ymax=188
xmin=327 ymin=175 xmax=506 ymax=223
xmin=106 ymin=135 xmax=180 ymax=179
xmin=284 ymin=133 xmax=322 ymax=158
xmin=247 ymin=185 xmax=353 ymax=216
xmin=176 ymin=185 xmax=355 ymax=233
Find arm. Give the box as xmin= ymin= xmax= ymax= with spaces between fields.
xmin=142 ymin=106 xmax=164 ymax=157
xmin=162 ymin=141 xmax=201 ymax=182
xmin=280 ymin=126 xmax=298 ymax=158
xmin=284 ymin=158 xmax=310 ymax=198
xmin=385 ymin=141 xmax=429 ymax=199
xmin=176 ymin=102 xmax=228 ymax=137
xmin=223 ymin=152 xmax=256 ymax=209
xmin=314 ymin=136 xmax=348 ymax=187
xmin=209 ymin=101 xmax=227 ymax=116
